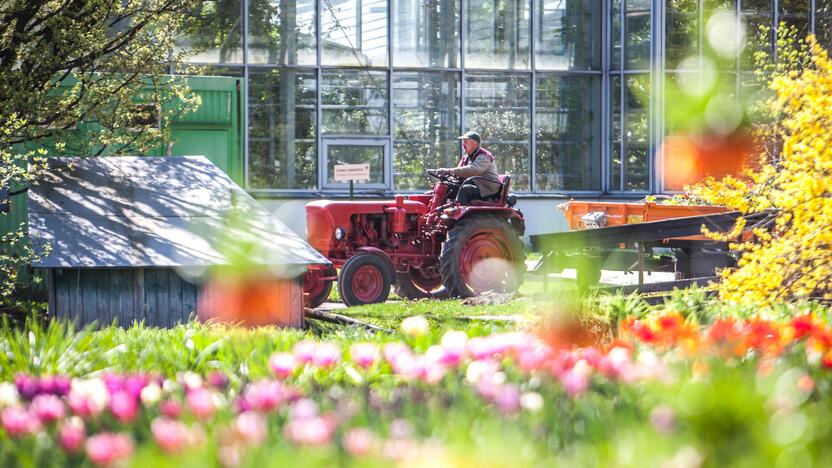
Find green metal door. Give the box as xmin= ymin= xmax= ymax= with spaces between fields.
xmin=170 ymin=129 xmax=231 ymax=176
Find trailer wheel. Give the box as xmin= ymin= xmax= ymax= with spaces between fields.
xmin=439 ymin=215 xmax=525 ymax=298
xmin=394 ymin=268 xmax=443 ymax=300
xmin=338 ymin=254 xmax=392 ymax=307
xmin=303 ymin=267 xmax=335 ymax=309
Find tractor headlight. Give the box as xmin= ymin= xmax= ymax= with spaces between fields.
xmin=334 ymin=227 xmax=346 ymax=240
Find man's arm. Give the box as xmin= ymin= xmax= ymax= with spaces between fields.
xmin=450 ymin=155 xmax=491 ymax=178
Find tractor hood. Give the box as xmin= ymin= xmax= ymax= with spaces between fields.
xmin=305 ymin=199 xmax=428 ymax=254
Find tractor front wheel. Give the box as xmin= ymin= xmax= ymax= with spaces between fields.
xmin=394 ymin=268 xmax=444 ymax=300
xmin=303 ymin=267 xmax=335 ymax=309
xmin=338 ymin=254 xmax=393 ymax=307
xmin=439 ymin=215 xmax=525 ymax=298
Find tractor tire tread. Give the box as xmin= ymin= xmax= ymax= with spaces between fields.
xmin=439 ymin=214 xmax=525 ymax=298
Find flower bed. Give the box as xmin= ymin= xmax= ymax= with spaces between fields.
xmin=1 ymin=311 xmax=832 ymax=466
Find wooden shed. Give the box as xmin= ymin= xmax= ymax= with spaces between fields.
xmin=28 ymin=156 xmax=329 ymax=328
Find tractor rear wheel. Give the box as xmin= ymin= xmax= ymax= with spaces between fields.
xmin=394 ymin=268 xmax=443 ymax=300
xmin=338 ymin=254 xmax=393 ymax=307
xmin=439 ymin=215 xmax=525 ymax=298
xmin=303 ymin=268 xmax=335 ymax=309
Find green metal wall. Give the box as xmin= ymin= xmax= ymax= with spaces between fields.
xmin=1 ymin=76 xmax=243 ymax=290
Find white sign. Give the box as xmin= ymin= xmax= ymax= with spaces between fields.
xmin=333 ymin=163 xmax=370 ymax=182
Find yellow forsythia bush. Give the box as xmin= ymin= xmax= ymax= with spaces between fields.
xmin=691 ymin=36 xmax=832 ymax=305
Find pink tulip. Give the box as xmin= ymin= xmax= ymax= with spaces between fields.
xmin=289 ymin=398 xmax=319 ymax=420
xmin=123 ymin=375 xmax=148 ymax=400
xmin=243 ymin=380 xmax=284 ymax=412
xmin=151 ymin=418 xmax=189 ymax=453
xmin=649 ymin=405 xmax=677 ymax=434
xmin=67 ymin=379 xmax=109 ymax=418
xmin=312 ymin=343 xmax=341 ymax=368
xmin=233 ymin=411 xmax=268 ymax=445
xmin=516 ymin=347 xmax=549 ymax=373
xmin=186 ymin=388 xmax=215 ymax=420
xmin=31 ymin=394 xmax=65 ymax=424
xmin=1 ymin=406 xmax=40 ymax=437
xmin=269 ymin=353 xmax=297 ymax=379
xmin=343 ymin=428 xmax=375 ymax=457
xmin=160 ymin=399 xmax=182 ymax=419
xmin=57 ymin=417 xmax=85 ymax=453
xmin=284 ymin=415 xmax=335 ymax=447
xmin=560 ymin=360 xmax=592 ymax=397
xmin=494 ymin=384 xmax=522 ymax=414
xmin=85 ymin=432 xmax=133 ymax=467
xmin=466 ymin=337 xmax=498 ymax=360
xmin=293 ymin=340 xmax=317 ymax=364
xmin=439 ymin=331 xmax=468 ymax=366
xmin=382 ymin=342 xmax=411 ymax=364
xmin=109 ymin=391 xmax=138 ymax=424
xmin=350 ymin=343 xmax=380 ymax=369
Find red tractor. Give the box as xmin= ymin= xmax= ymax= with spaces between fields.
xmin=302 ymin=170 xmax=526 ymax=307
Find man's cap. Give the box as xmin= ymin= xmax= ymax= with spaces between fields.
xmin=457 ymin=131 xmax=481 ymax=143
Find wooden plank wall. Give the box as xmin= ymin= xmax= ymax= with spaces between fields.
xmin=51 ymin=268 xmax=199 ymax=327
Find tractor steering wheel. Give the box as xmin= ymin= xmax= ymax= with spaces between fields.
xmin=427 ymin=169 xmax=459 ymax=183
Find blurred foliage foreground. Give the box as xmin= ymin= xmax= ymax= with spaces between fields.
xmin=1 ymin=294 xmax=832 ymax=467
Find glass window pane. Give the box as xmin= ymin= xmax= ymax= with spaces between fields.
xmin=535 ymin=75 xmax=602 ymax=191
xmin=177 ymin=0 xmax=243 ymax=63
xmin=326 ymin=144 xmax=385 ymax=185
xmin=818 ymin=1 xmax=832 ymax=51
xmin=740 ymin=0 xmax=774 ymax=70
xmin=535 ymin=0 xmax=602 ymax=70
xmin=321 ymin=0 xmax=388 ymax=67
xmin=321 ymin=70 xmax=388 ymax=135
xmin=464 ymin=73 xmax=531 ymax=190
xmin=394 ymin=0 xmax=460 ymax=68
xmin=393 ymin=72 xmax=460 ymax=190
xmin=610 ymin=74 xmax=650 ymax=191
xmin=465 ymin=0 xmax=531 ymax=69
xmin=248 ymin=0 xmax=316 ymax=65
xmin=778 ymin=0 xmax=810 ymax=39
xmin=248 ymin=69 xmax=317 ymax=190
xmin=611 ymin=0 xmax=651 ymax=70
xmin=666 ymin=0 xmax=699 ymax=69
xmin=625 ymin=1 xmax=652 ymax=69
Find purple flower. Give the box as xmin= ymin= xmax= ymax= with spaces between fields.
xmin=14 ymin=374 xmax=39 ymax=401
xmin=207 ymin=371 xmax=229 ymax=390
xmin=39 ymin=376 xmax=71 ymax=397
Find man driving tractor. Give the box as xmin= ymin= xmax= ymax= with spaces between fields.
xmin=436 ymin=131 xmax=502 ymax=205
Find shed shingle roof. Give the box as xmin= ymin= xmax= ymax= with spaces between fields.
xmin=29 ymin=156 xmax=329 ymax=272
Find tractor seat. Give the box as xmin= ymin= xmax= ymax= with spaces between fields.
xmin=466 ymin=175 xmax=513 ymax=206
